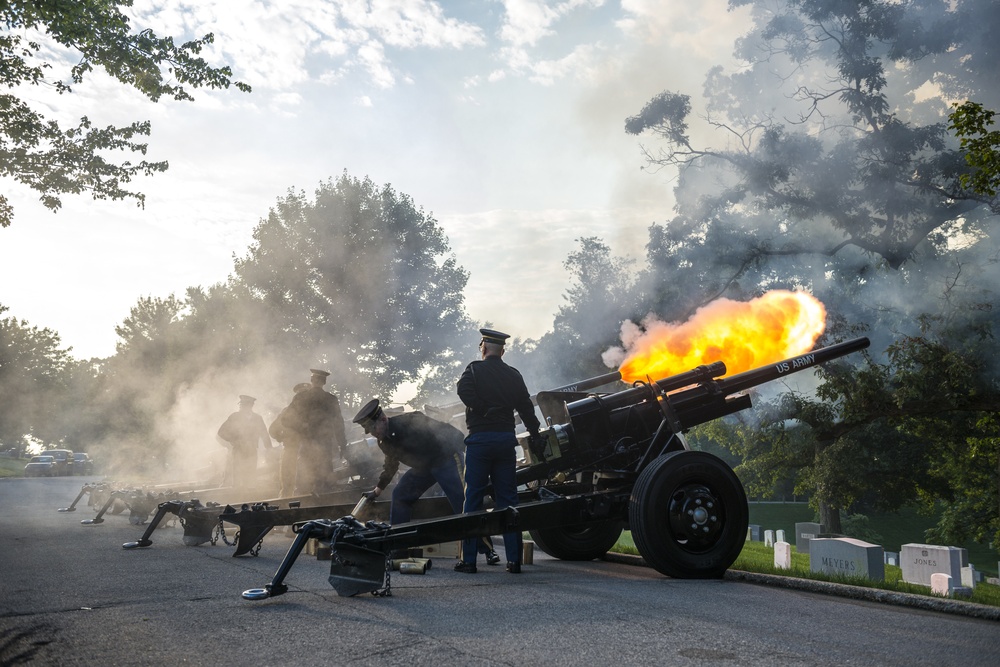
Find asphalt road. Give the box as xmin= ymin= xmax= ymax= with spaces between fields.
xmin=2 ymin=477 xmax=998 ymax=666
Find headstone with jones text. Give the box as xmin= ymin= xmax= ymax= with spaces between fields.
xmin=901 ymin=543 xmax=964 ymax=587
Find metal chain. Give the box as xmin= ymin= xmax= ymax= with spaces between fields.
xmin=215 ymin=517 xmax=236 ymax=546
xmin=249 ymin=537 xmax=264 ymax=557
xmin=371 ymin=553 xmax=392 ymax=597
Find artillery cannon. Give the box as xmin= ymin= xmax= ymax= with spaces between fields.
xmin=119 ymin=436 xmax=389 ymax=552
xmin=243 ymin=336 xmax=870 ymax=598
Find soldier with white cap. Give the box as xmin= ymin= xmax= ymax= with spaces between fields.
xmin=454 ymin=328 xmax=542 ymax=574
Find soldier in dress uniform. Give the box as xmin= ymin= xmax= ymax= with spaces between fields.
xmin=454 ymin=328 xmax=542 ymax=574
xmin=268 ymin=382 xmax=311 ymax=497
xmin=353 ymin=398 xmax=500 ymax=564
xmin=217 ymin=394 xmax=273 ymax=490
xmin=277 ymin=369 xmax=346 ymax=494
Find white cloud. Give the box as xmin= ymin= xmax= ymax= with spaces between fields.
xmin=499 ymin=0 xmax=605 ymax=48
xmin=127 ymin=1 xmax=485 ymax=94
xmin=527 ymin=42 xmax=603 ymax=85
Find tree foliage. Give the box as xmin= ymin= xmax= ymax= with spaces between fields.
xmin=0 ymin=304 xmax=72 ymax=452
xmin=627 ymin=0 xmax=996 ymax=280
xmin=232 ymin=173 xmax=472 ymax=405
xmin=0 ymin=0 xmax=250 ymax=227
xmin=525 ymin=237 xmax=637 ymax=388
xmin=950 ymin=101 xmax=1000 ymax=199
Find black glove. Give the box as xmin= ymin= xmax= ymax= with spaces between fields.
xmin=528 ymin=433 xmax=547 ymax=460
xmin=362 ymin=488 xmax=379 ymax=501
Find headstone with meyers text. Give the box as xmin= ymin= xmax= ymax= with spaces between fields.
xmin=795 ymin=522 xmax=824 ymax=554
xmin=901 ymin=543 xmax=964 ymax=587
xmin=809 ymin=537 xmax=885 ymax=581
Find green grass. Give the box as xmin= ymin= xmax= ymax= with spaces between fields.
xmin=0 ymin=457 xmax=27 ymax=478
xmin=744 ymin=501 xmax=998 ymax=578
xmin=732 ymin=540 xmax=1000 ymax=607
xmin=611 ymin=527 xmax=1000 ymax=608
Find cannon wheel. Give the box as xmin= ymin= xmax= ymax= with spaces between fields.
xmin=529 ymin=520 xmax=624 ymax=561
xmin=629 ymin=451 xmax=748 ymax=579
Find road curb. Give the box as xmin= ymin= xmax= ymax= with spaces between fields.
xmin=601 ymin=552 xmax=1000 ymax=622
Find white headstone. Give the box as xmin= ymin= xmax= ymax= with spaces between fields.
xmin=776 ymin=529 xmax=786 ymax=543
xmin=809 ymin=537 xmax=885 ymax=581
xmin=774 ymin=541 xmax=792 ymax=570
xmin=930 ymin=572 xmax=953 ymax=596
xmin=884 ymin=551 xmax=899 ymax=567
xmin=764 ymin=529 xmax=774 ymax=547
xmin=961 ymin=565 xmax=977 ymax=589
xmin=746 ymin=527 xmax=752 ymax=541
xmin=901 ymin=543 xmax=964 ymax=587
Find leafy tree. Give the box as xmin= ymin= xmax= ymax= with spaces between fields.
xmin=114 ymin=294 xmax=185 ymax=354
xmin=0 ymin=304 xmax=72 ymax=453
xmin=525 ymin=237 xmax=637 ymax=389
xmin=1 ymin=0 xmax=250 ymax=227
xmin=950 ymin=101 xmax=1000 ymax=200
xmin=232 ymin=172 xmax=471 ymax=406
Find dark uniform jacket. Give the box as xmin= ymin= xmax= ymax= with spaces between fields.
xmin=278 ymin=386 xmax=346 ymax=450
xmin=375 ymin=412 xmax=465 ymax=490
xmin=457 ymin=356 xmax=541 ymax=436
xmin=218 ymin=411 xmax=270 ymax=452
xmin=268 ymin=407 xmax=301 ymax=446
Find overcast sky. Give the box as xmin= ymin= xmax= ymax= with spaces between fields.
xmin=1 ymin=0 xmax=751 ymax=359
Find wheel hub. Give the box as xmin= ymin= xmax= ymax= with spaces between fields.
xmin=667 ymin=484 xmax=725 ymax=550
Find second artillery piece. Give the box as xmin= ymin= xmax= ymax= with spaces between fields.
xmin=244 ymin=336 xmax=870 ymax=598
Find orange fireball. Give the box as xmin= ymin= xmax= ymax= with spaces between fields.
xmin=612 ymin=291 xmax=827 ymax=382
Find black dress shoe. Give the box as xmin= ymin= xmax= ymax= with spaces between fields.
xmin=506 ymin=562 xmax=521 ymax=574
xmin=454 ymin=561 xmax=477 ymax=574
xmin=485 ymin=550 xmax=501 ymax=565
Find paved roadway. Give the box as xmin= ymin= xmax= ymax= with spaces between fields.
xmin=1 ymin=477 xmax=998 ymax=666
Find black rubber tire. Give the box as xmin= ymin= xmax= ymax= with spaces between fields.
xmin=629 ymin=451 xmax=748 ymax=579
xmin=529 ymin=520 xmax=624 ymax=561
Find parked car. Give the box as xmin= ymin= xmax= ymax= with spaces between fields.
xmin=72 ymin=452 xmax=95 ymax=475
xmin=24 ymin=455 xmax=56 ymax=477
xmin=44 ymin=449 xmax=74 ymax=476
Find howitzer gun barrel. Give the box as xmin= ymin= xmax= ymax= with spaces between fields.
xmin=543 ymin=371 xmax=623 ymax=394
xmin=712 ymin=336 xmax=870 ymax=395
xmin=667 ymin=336 xmax=870 ymax=429
xmin=566 ymin=361 xmax=727 ymax=415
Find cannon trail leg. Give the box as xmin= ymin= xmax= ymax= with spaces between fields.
xmin=243 ymin=520 xmax=334 ymax=600
xmin=628 ymin=451 xmax=748 ymax=579
xmin=58 ymin=484 xmax=93 ymax=512
xmin=81 ymin=491 xmax=124 ymax=525
xmin=122 ymin=501 xmax=186 ymax=549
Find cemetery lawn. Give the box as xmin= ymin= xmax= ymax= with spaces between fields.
xmin=610 ymin=534 xmax=1000 ymax=608
xmin=744 ymin=502 xmax=999 ymax=578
